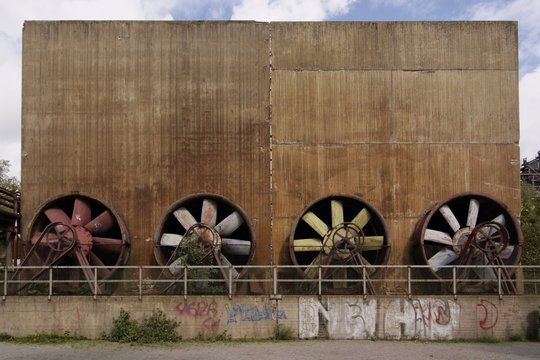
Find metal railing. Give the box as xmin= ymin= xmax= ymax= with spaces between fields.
xmin=3 ymin=264 xmax=540 ymax=300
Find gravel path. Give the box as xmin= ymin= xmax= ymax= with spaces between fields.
xmin=1 ymin=340 xmax=540 ymax=360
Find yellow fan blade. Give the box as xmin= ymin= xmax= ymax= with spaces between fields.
xmin=362 ymin=236 xmax=384 ymax=251
xmin=331 ymin=200 xmax=343 ymax=228
xmin=302 ymin=211 xmax=329 ymax=237
xmin=293 ymin=238 xmax=323 ymax=252
xmin=351 ymin=208 xmax=371 ymax=229
xmin=304 ymin=253 xmax=328 ymax=279
xmin=332 ymin=268 xmax=347 ymax=289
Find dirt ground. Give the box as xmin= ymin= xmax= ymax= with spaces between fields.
xmin=1 ymin=340 xmax=539 ymax=360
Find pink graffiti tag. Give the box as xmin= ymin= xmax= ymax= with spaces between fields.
xmin=477 ymin=299 xmax=498 ymax=330
xmin=175 ymin=301 xmax=221 ymax=331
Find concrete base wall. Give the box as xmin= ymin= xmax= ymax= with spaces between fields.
xmin=1 ymin=295 xmax=538 ymax=340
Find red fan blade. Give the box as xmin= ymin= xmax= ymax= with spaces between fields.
xmin=72 ymin=198 xmax=92 ymax=226
xmin=84 ymin=210 xmax=115 ymax=236
xmin=93 ymin=237 xmax=123 ymax=254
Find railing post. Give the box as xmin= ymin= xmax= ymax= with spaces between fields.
xmin=498 ymin=266 xmax=502 ymax=300
xmin=362 ymin=266 xmax=366 ymax=300
xmin=138 ymin=266 xmax=142 ymax=301
xmin=318 ymin=266 xmax=322 ymax=296
xmin=48 ymin=267 xmax=53 ymax=301
xmin=452 ymin=266 xmax=457 ymax=300
xmin=94 ymin=267 xmax=98 ymax=300
xmin=273 ymin=266 xmax=277 ymax=296
xmin=228 ymin=266 xmax=233 ymax=300
xmin=407 ymin=266 xmax=411 ymax=299
xmin=3 ymin=266 xmax=7 ymax=301
xmin=183 ymin=265 xmax=188 ymax=301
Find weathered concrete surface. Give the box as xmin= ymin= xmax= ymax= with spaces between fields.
xmin=1 ymin=295 xmax=538 ymax=341
xmin=1 ymin=340 xmax=540 ymax=360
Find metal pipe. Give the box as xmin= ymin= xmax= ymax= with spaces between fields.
xmin=48 ymin=267 xmax=53 ymax=301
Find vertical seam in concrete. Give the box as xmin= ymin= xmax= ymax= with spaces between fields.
xmin=269 ymin=23 xmax=274 ymax=265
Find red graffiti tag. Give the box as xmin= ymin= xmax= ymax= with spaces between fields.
xmin=477 ymin=299 xmax=498 ymax=330
xmin=175 ymin=301 xmax=220 ymax=331
xmin=413 ymin=300 xmax=451 ymax=328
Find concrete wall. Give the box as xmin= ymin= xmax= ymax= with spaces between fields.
xmin=1 ymin=295 xmax=538 ymax=340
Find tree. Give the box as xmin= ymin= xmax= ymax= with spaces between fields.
xmin=521 ymin=181 xmax=540 ymax=265
xmin=0 ymin=160 xmax=20 ymax=193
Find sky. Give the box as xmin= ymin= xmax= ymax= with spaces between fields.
xmin=0 ymin=0 xmax=539 ymax=179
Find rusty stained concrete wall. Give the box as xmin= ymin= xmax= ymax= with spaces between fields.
xmin=21 ymin=21 xmax=520 ymax=272
xmin=0 ymin=295 xmax=538 ymax=340
xmin=271 ymin=22 xmax=520 ymax=271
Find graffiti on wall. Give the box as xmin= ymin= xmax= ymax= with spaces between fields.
xmin=175 ymin=300 xmax=221 ymax=331
xmin=477 ymin=299 xmax=498 ymax=330
xmin=384 ymin=298 xmax=460 ymax=340
xmin=299 ymin=297 xmax=377 ymax=339
xmin=225 ymin=303 xmax=287 ymax=324
xmin=299 ymin=297 xmax=460 ymax=340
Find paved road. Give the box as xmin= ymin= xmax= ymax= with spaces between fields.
xmin=1 ymin=340 xmax=539 ymax=360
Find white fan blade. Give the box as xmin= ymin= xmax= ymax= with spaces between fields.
xmin=168 ymin=256 xmax=185 ymax=276
xmin=466 ymin=199 xmax=480 ymax=227
xmin=500 ymin=245 xmax=514 ymax=259
xmin=473 ymin=255 xmax=497 ymax=280
xmin=221 ymin=238 xmax=251 ymax=256
xmin=425 ymin=229 xmax=453 ymax=245
xmin=220 ymin=254 xmax=239 ymax=278
xmin=173 ymin=208 xmax=198 ymax=230
xmin=428 ymin=248 xmax=459 ymax=272
xmin=161 ymin=233 xmax=184 ymax=246
xmin=215 ymin=211 xmax=244 ymax=236
xmin=439 ymin=205 xmax=461 ymax=232
xmin=201 ymin=199 xmax=217 ymax=226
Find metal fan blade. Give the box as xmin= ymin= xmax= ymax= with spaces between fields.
xmin=219 ymin=254 xmax=239 ymax=278
xmin=72 ymin=198 xmax=92 ymax=226
xmin=215 ymin=211 xmax=244 ymax=236
xmin=293 ymin=238 xmax=323 ymax=252
xmin=332 ymin=268 xmax=347 ymax=289
xmin=331 ymin=200 xmax=343 ymax=228
xmin=481 ymin=215 xmax=506 ymax=237
xmin=93 ymin=237 xmax=123 ymax=253
xmin=439 ymin=205 xmax=461 ymax=232
xmin=88 ymin=251 xmax=112 ymax=279
xmin=466 ymin=199 xmax=480 ymax=228
xmin=428 ymin=248 xmax=459 ymax=272
xmin=304 ymin=253 xmax=328 ymax=279
xmin=362 ymin=236 xmax=384 ymax=251
xmin=351 ymin=208 xmax=370 ymax=229
xmin=201 ymin=199 xmax=217 ymax=227
xmin=160 ymin=233 xmax=184 ymax=247
xmin=424 ymin=229 xmax=453 ymax=245
xmin=30 ymin=232 xmax=59 ymax=244
xmin=173 ymin=208 xmax=198 ymax=230
xmin=302 ymin=211 xmax=329 ymax=237
xmin=473 ymin=255 xmax=496 ymax=280
xmin=44 ymin=208 xmax=71 ymax=231
xmin=84 ymin=210 xmax=115 ymax=236
xmin=500 ymin=245 xmax=514 ymax=259
xmin=221 ymin=238 xmax=251 ymax=256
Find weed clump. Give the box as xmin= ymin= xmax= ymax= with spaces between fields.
xmin=103 ymin=308 xmax=181 ymax=344
xmin=273 ymin=324 xmax=294 ymax=340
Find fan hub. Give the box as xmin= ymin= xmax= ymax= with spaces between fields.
xmin=323 ymin=222 xmax=364 ymax=260
xmin=452 ymin=227 xmax=472 ymax=255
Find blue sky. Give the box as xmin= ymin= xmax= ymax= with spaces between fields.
xmin=1 ymin=0 xmax=539 ymax=178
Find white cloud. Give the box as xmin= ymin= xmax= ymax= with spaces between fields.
xmin=466 ymin=0 xmax=540 ymax=74
xmin=231 ymin=0 xmax=355 ymax=21
xmin=519 ymin=66 xmax=540 ymax=161
xmin=0 ymin=0 xmax=182 ymax=179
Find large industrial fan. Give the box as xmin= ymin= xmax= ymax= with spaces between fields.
xmin=153 ymin=193 xmax=255 ymax=290
xmin=289 ymin=194 xmax=391 ymax=294
xmin=16 ymin=192 xmax=130 ymax=294
xmin=414 ymin=192 xmax=523 ymax=293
